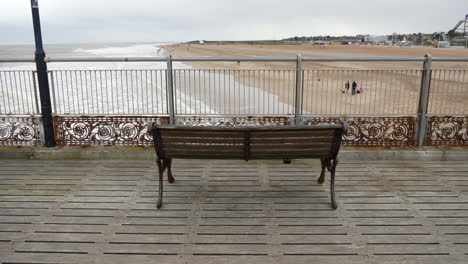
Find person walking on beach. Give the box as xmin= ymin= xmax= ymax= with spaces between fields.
xmin=352 ymin=81 xmax=357 ymax=95
xmin=345 ymin=80 xmax=350 ymax=93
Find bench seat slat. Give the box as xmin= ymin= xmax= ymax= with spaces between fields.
xmin=162 ymin=144 xmax=244 ymax=151
xmin=160 ymin=131 xmax=244 ymax=138
xmin=250 ymin=143 xmax=332 ymax=150
xmin=250 ymin=137 xmax=334 ymax=144
xmin=250 ymin=148 xmax=331 ymax=156
xmin=250 ymin=131 xmax=336 ymax=138
xmin=161 ymin=137 xmax=244 ymax=144
xmin=165 ymin=150 xmax=244 ymax=158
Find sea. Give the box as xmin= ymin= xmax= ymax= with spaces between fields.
xmin=0 ymin=43 xmax=292 ymax=116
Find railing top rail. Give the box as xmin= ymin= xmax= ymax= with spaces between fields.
xmin=1 ymin=56 xmax=468 ymax=63
xmin=0 ymin=58 xmax=35 ymax=63
xmin=431 ymin=57 xmax=468 ymax=61
xmin=303 ymin=57 xmax=426 ymax=61
xmin=46 ymin=57 xmax=167 ymax=62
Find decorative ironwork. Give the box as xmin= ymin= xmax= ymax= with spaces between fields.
xmin=55 ymin=116 xmax=169 ymax=146
xmin=176 ymin=116 xmax=291 ymax=126
xmin=0 ymin=116 xmax=41 ymax=146
xmin=425 ymin=116 xmax=468 ymax=146
xmin=303 ymin=116 xmax=416 ymax=146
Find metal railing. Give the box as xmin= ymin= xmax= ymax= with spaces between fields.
xmin=0 ymin=71 xmax=39 ymax=115
xmin=428 ymin=69 xmax=468 ymax=115
xmin=302 ymin=69 xmax=423 ymax=115
xmin=49 ymin=70 xmax=168 ymax=115
xmin=1 ymin=54 xmax=468 ymax=147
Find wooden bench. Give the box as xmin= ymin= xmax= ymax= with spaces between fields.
xmin=148 ymin=122 xmax=348 ymax=209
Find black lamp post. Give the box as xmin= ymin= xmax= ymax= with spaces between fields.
xmin=30 ymin=0 xmax=55 ymax=147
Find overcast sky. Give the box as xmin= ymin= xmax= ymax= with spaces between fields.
xmin=0 ymin=0 xmax=467 ymax=44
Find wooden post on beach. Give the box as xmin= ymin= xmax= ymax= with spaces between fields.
xmin=294 ymin=54 xmax=303 ymax=125
xmin=30 ymin=0 xmax=56 ymax=147
xmin=416 ymin=54 xmax=432 ymax=147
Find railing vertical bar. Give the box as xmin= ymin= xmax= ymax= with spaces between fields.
xmin=7 ymin=72 xmax=16 ymax=114
xmin=453 ymin=70 xmax=458 ymax=115
xmin=326 ymin=70 xmax=335 ymax=114
xmin=1 ymin=72 xmax=8 ymax=113
xmin=89 ymin=71 xmax=94 ymax=115
xmin=73 ymin=71 xmax=79 ymax=114
xmin=401 ymin=70 xmax=405 ymax=115
xmin=412 ymin=70 xmax=417 ymax=114
xmin=441 ymin=70 xmax=447 ymax=115
xmin=79 ymin=71 xmax=84 ymax=114
xmin=245 ymin=70 xmax=248 ymax=115
xmin=294 ymin=54 xmax=303 ymax=125
xmin=434 ymin=69 xmax=441 ymax=115
xmin=166 ymin=56 xmax=175 ymax=124
xmin=207 ymin=70 xmax=210 ymax=115
xmin=60 ymin=71 xmax=65 ymax=114
xmin=380 ymin=69 xmax=386 ymax=115
xmin=33 ymin=71 xmax=40 ymax=114
xmin=15 ymin=72 xmax=23 ymax=114
xmin=149 ymin=70 xmax=153 ymax=114
xmin=362 ymin=70 xmax=366 ymax=115
xmin=19 ymin=71 xmax=27 ymax=114
xmin=439 ymin=69 xmax=446 ymax=115
xmin=16 ymin=72 xmax=24 ymax=113
xmin=454 ymin=69 xmax=460 ymax=114
xmin=114 ymin=70 xmax=118 ymax=115
xmin=20 ymin=71 xmax=29 ymax=113
xmin=117 ymin=70 xmax=121 ymax=115
xmin=416 ymin=54 xmax=432 ymax=147
xmin=447 ymin=70 xmax=453 ymax=114
xmin=138 ymin=70 xmax=142 ymax=115
xmin=0 ymin=72 xmax=5 ymax=114
xmin=459 ymin=70 xmax=467 ymax=114
xmin=143 ymin=70 xmax=147 ymax=114
xmin=49 ymin=71 xmax=56 ymax=114
xmin=65 ymin=71 xmax=71 ymax=114
xmin=82 ymin=71 xmax=88 ymax=114
xmin=57 ymin=71 xmax=62 ymax=114
xmin=0 ymin=72 xmax=4 ymax=113
xmin=403 ymin=70 xmax=407 ymax=114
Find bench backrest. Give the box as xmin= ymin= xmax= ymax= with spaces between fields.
xmin=149 ymin=123 xmax=347 ymax=160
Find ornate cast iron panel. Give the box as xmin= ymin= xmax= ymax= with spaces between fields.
xmin=55 ymin=116 xmax=169 ymax=146
xmin=176 ymin=116 xmax=291 ymax=126
xmin=0 ymin=116 xmax=41 ymax=146
xmin=425 ymin=116 xmax=468 ymax=146
xmin=303 ymin=116 xmax=416 ymax=147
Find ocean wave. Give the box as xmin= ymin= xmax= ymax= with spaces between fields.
xmin=72 ymin=44 xmax=164 ymax=57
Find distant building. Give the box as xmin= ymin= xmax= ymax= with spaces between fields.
xmin=437 ymin=41 xmax=451 ymax=48
xmin=364 ymin=35 xmax=388 ymax=43
xmin=199 ymin=40 xmax=205 ymax=44
xmin=310 ymin=40 xmax=326 ymax=45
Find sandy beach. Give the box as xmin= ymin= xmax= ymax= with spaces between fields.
xmin=163 ymin=44 xmax=468 ymax=69
xmin=163 ymin=44 xmax=468 ymax=115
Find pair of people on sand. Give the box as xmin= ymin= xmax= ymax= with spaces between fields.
xmin=344 ymin=80 xmax=363 ymax=95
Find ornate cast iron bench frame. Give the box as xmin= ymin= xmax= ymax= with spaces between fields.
xmin=148 ymin=123 xmax=348 ymax=209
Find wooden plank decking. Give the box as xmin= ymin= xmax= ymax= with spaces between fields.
xmin=0 ymin=159 xmax=467 ymax=263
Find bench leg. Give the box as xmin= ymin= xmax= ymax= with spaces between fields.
xmin=317 ymin=158 xmax=327 ymax=184
xmin=329 ymin=158 xmax=338 ymax=209
xmin=156 ymin=158 xmax=164 ymax=209
xmin=166 ymin=158 xmax=175 ymax=184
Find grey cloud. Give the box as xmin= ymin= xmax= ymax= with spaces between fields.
xmin=0 ymin=0 xmax=467 ymax=44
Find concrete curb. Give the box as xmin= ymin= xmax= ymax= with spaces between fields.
xmin=1 ymin=146 xmax=467 ymax=161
